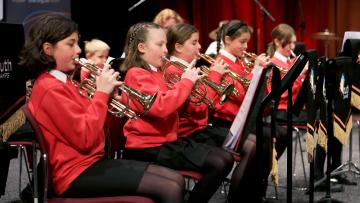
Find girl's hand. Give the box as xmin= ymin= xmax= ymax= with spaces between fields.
xmin=255 ymin=53 xmax=271 ymax=67
xmin=181 ymin=66 xmax=203 ymax=83
xmin=96 ymin=64 xmax=123 ymax=94
xmin=210 ymin=58 xmax=228 ymax=75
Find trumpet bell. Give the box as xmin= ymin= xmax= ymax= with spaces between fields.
xmin=219 ymin=83 xmax=234 ymax=104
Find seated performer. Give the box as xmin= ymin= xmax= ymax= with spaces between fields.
xmin=121 ymin=22 xmax=234 ymax=203
xmin=165 ymin=22 xmax=229 ymax=146
xmin=211 ymin=19 xmax=271 ymax=202
xmin=19 ymin=14 xmax=184 ymax=203
xmin=211 ymin=19 xmax=269 ymax=128
xmin=266 ymin=23 xmax=308 ymax=158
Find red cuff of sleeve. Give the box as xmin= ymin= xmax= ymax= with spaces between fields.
xmin=180 ymin=78 xmax=195 ymax=91
xmin=93 ymin=91 xmax=111 ymax=103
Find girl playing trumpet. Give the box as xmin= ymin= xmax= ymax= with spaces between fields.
xmin=121 ymin=22 xmax=234 ymax=203
xmin=212 ymin=19 xmax=270 ymax=127
xmin=20 ymin=14 xmax=183 ymax=203
xmin=165 ymin=23 xmax=230 ymax=146
xmin=165 ymin=22 xmax=267 ymax=203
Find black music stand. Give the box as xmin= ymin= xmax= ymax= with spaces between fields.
xmin=328 ymin=56 xmax=359 ymax=177
xmin=316 ymin=57 xmax=350 ymax=203
xmin=222 ymin=64 xmax=270 ymax=203
xmin=260 ymin=53 xmax=309 ymax=203
xmin=306 ymin=55 xmax=325 ymax=203
xmin=222 ymin=65 xmax=269 ymax=153
xmin=294 ymin=43 xmax=306 ymax=56
xmin=293 ymin=50 xmax=317 ymax=116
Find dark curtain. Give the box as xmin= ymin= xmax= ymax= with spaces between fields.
xmin=71 ymin=0 xmax=359 ymax=59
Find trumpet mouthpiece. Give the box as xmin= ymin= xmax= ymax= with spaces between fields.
xmin=73 ymin=57 xmax=88 ymax=65
xmin=161 ymin=55 xmax=170 ymax=62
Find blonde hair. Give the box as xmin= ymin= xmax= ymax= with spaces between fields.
xmin=84 ymin=38 xmax=110 ymax=54
xmin=153 ymin=8 xmax=184 ymax=28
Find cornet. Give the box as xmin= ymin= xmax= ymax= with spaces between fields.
xmin=198 ymin=53 xmax=250 ymax=90
xmin=243 ymin=51 xmax=288 ymax=74
xmin=198 ymin=65 xmax=236 ymax=104
xmin=162 ymin=56 xmax=215 ymax=108
xmin=242 ymin=51 xmax=257 ymax=74
xmin=73 ymin=58 xmax=157 ymax=118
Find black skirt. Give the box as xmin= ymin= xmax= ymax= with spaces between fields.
xmin=124 ymin=138 xmax=211 ymax=171
xmin=188 ymin=125 xmax=229 ymax=147
xmin=62 ymin=159 xmax=148 ymax=197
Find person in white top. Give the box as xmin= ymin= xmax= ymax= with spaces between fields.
xmin=204 ymin=20 xmax=228 ymax=57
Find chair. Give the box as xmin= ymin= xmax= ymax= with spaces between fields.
xmin=21 ymin=104 xmax=155 ymax=203
xmin=177 ymin=170 xmax=204 ymax=191
xmin=1 ymin=96 xmax=35 ymax=199
xmin=291 ymin=125 xmax=308 ymax=188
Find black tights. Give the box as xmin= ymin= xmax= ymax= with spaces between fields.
xmin=187 ymin=147 xmax=234 ymax=203
xmin=138 ymin=164 xmax=185 ymax=203
xmin=228 ymin=134 xmax=257 ymax=203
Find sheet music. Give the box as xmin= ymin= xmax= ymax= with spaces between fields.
xmin=341 ymin=31 xmax=360 ymax=51
xmin=223 ymin=65 xmax=264 ymax=150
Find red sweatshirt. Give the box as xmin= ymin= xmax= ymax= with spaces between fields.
xmin=269 ymin=56 xmax=304 ymax=110
xmin=29 ymin=71 xmax=109 ymax=195
xmin=212 ymin=54 xmax=247 ymax=122
xmin=163 ymin=61 xmax=223 ymax=137
xmin=122 ymin=67 xmax=194 ymax=148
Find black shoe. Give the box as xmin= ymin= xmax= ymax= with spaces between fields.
xmin=332 ymin=174 xmax=358 ymax=185
xmin=314 ymin=181 xmax=344 ymax=193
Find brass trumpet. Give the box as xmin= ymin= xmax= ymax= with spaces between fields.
xmin=198 ymin=53 xmax=250 ymax=90
xmin=243 ymin=51 xmax=288 ymax=74
xmin=242 ymin=51 xmax=257 ymax=73
xmin=162 ymin=57 xmax=215 ymax=108
xmin=73 ymin=58 xmax=157 ymax=118
xmin=198 ymin=65 xmax=236 ymax=104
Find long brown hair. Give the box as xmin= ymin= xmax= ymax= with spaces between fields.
xmin=266 ymin=23 xmax=295 ymax=57
xmin=121 ymin=22 xmax=163 ymax=71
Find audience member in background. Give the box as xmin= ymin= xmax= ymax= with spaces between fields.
xmin=153 ymin=8 xmax=184 ymax=30
xmin=205 ymin=20 xmax=228 ymax=58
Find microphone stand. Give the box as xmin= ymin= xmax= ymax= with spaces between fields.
xmin=253 ymin=0 xmax=276 ymax=22
xmin=298 ymin=0 xmax=306 ymax=42
xmin=253 ymin=0 xmax=275 ymax=53
xmin=128 ymin=0 xmax=147 ymax=12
